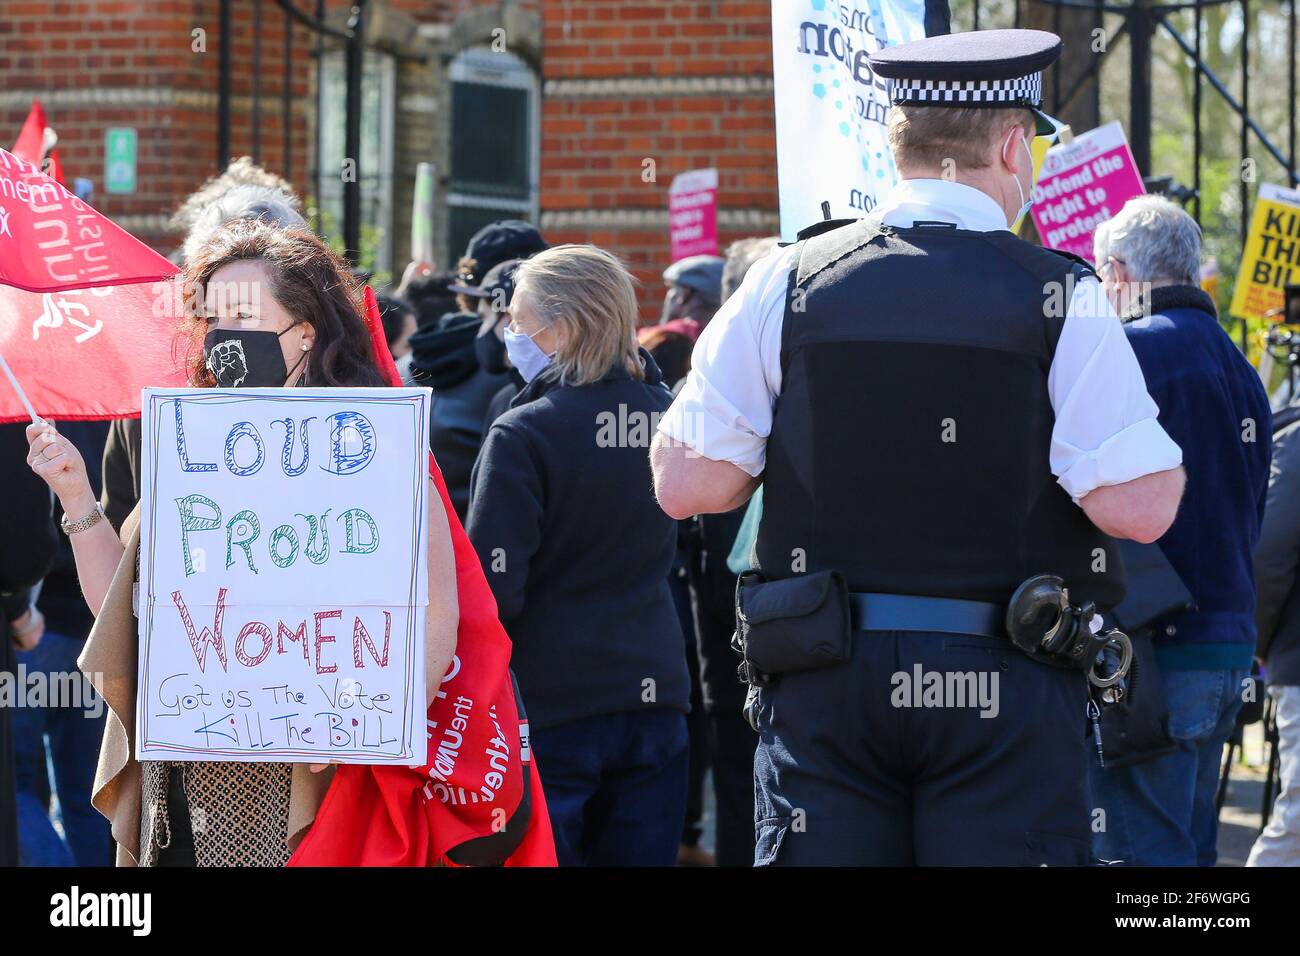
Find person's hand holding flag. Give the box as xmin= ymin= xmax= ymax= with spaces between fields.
xmin=0 ymin=146 xmax=184 ymax=424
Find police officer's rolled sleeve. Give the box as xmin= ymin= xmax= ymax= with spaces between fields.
xmin=656 ymin=244 xmax=796 ymax=477
xmin=1048 ymin=276 xmax=1183 ymax=500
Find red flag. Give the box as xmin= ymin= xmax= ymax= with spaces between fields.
xmin=0 ymin=148 xmax=174 ymax=293
xmin=0 ymin=147 xmax=184 ymax=422
xmin=362 ymin=285 xmax=402 ymax=386
xmin=288 ymin=288 xmax=557 ymax=866
xmin=12 ymin=99 xmax=63 ymax=186
xmin=288 ymin=455 xmax=557 ymax=867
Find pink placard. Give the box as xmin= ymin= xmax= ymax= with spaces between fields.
xmin=669 ymin=168 xmax=719 ymax=262
xmin=1030 ymin=122 xmax=1146 ymax=263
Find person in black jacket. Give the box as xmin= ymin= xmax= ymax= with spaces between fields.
xmin=410 ymin=220 xmax=549 ymax=516
xmin=466 ymin=245 xmax=689 ymax=867
xmin=1 ymin=421 xmax=59 ymax=867
xmin=681 ymin=236 xmax=781 ymax=868
xmin=640 ymin=324 xmax=712 ymax=865
xmin=14 ymin=421 xmax=111 ymax=866
xmin=410 ymin=260 xmax=520 ymax=521
xmin=1249 ymin=418 xmax=1300 ymax=865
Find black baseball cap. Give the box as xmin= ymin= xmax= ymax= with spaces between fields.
xmin=449 ymin=258 xmax=521 ymax=303
xmin=456 ymin=220 xmax=547 ymax=286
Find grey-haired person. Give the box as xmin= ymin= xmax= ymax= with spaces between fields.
xmin=1089 ymin=195 xmax=1270 ymax=866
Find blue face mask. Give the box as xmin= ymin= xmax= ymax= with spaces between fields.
xmin=504 ymin=325 xmax=554 ymax=383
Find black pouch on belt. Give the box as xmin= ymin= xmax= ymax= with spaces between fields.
xmin=733 ymin=570 xmax=852 ymax=677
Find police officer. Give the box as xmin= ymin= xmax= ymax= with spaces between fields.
xmin=651 ymin=30 xmax=1186 ymax=866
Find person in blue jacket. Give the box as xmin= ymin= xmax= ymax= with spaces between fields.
xmin=1091 ymin=194 xmax=1272 ymax=866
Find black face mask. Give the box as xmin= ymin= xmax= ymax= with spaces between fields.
xmin=204 ymin=328 xmax=304 ymax=388
xmin=474 ymin=327 xmax=509 ymax=375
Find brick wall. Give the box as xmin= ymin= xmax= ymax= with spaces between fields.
xmin=1 ymin=0 xmax=782 ymax=320
xmin=540 ymin=0 xmax=780 ymax=320
xmin=0 ymin=1 xmax=313 ymax=256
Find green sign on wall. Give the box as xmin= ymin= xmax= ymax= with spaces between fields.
xmin=104 ymin=127 xmax=137 ymax=194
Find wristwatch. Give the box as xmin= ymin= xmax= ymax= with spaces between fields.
xmin=61 ymin=503 xmax=105 ymax=536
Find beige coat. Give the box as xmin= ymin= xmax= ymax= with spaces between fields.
xmin=78 ymin=505 xmax=334 ymax=866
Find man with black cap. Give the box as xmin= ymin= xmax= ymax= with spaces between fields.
xmin=457 ymin=259 xmax=531 ymax=434
xmin=455 ymin=220 xmax=546 ymax=291
xmin=408 ymin=220 xmax=546 ymax=519
xmin=651 ymin=29 xmax=1187 ymax=865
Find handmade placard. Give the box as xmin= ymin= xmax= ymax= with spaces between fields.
xmin=136 ymin=387 xmax=431 ymax=765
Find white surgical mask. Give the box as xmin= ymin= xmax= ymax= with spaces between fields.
xmin=1010 ymin=132 xmax=1035 ymax=228
xmin=504 ymin=324 xmax=554 ymax=383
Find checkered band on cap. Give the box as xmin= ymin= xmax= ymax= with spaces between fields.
xmin=889 ymin=73 xmax=1043 ymax=107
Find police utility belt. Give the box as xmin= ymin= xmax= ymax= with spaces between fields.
xmin=732 ymin=570 xmax=1131 ymax=696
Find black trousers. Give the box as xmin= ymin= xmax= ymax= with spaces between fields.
xmin=753 ymin=629 xmax=1094 ymax=866
xmin=707 ymin=708 xmax=757 ymax=867
xmin=0 ymin=637 xmax=17 ymax=867
xmin=687 ymin=512 xmax=757 ymax=867
xmin=669 ymin=562 xmax=708 ymax=848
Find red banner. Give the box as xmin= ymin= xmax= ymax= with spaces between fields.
xmin=11 ymin=99 xmax=63 ymax=186
xmin=0 ymin=147 xmax=184 ymax=422
xmin=0 ymin=147 xmax=175 ymax=293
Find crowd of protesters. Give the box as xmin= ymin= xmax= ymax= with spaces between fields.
xmin=3 ymin=151 xmax=1300 ymax=868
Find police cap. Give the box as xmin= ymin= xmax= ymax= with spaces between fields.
xmin=869 ymin=29 xmax=1063 ymax=135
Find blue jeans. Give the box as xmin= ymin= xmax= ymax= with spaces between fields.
xmin=530 ymin=708 xmax=688 ymax=867
xmin=13 ymin=631 xmax=111 ymax=867
xmin=1090 ymin=666 xmax=1248 ymax=866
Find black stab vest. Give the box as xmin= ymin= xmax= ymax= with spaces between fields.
xmin=755 ymin=219 xmax=1126 ymax=609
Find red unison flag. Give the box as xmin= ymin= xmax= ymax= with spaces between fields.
xmin=0 ymin=146 xmax=184 ymax=422
xmin=11 ymin=99 xmax=64 ymax=186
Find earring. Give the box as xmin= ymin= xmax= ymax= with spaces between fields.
xmin=301 ymin=343 xmax=311 ymax=351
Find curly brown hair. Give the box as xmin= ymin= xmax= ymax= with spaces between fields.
xmin=180 ymin=219 xmax=387 ymax=389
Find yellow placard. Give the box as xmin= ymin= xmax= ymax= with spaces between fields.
xmin=1012 ymin=130 xmax=1064 ymax=232
xmin=1200 ymin=256 xmax=1219 ymax=302
xmin=1230 ymin=183 xmax=1300 ymax=321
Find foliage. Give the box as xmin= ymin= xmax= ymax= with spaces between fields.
xmin=306 ymin=196 xmax=393 ymax=290
xmin=949 ymin=0 xmax=1297 ymax=373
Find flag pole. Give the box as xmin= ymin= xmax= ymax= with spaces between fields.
xmin=0 ymin=349 xmax=41 ymax=424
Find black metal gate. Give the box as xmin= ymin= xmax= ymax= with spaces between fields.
xmin=215 ymin=0 xmax=1299 ymax=275
xmin=954 ymin=0 xmax=1298 ymax=351
xmin=963 ymin=0 xmax=1299 ymax=218
xmin=215 ymin=0 xmax=378 ymax=263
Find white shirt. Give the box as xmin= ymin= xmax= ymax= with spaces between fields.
xmin=657 ymin=178 xmax=1182 ymax=501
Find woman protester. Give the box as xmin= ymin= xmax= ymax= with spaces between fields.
xmin=25 ymin=221 xmax=460 ymax=866
xmin=466 ymin=244 xmax=690 ymax=866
